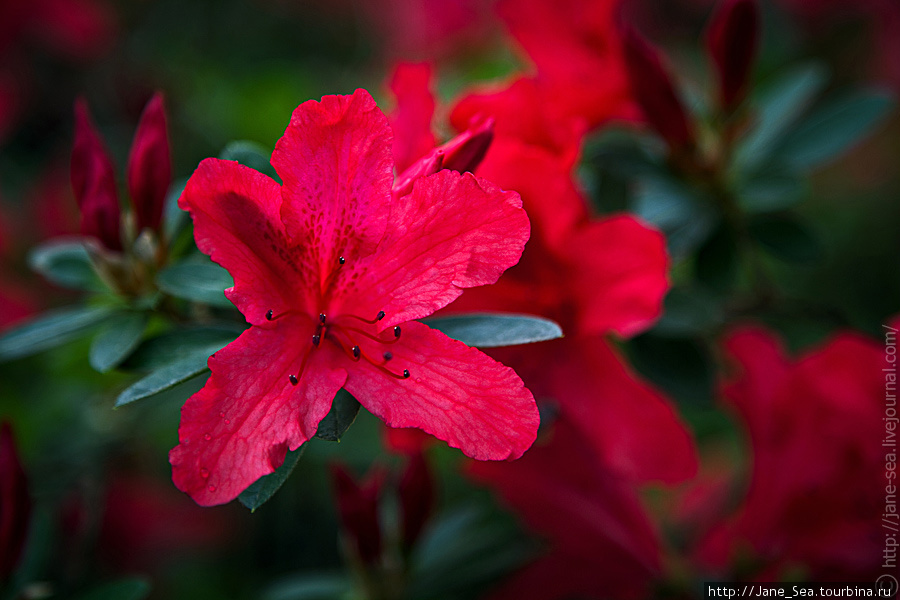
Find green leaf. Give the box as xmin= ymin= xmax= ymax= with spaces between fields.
xmin=748 ymin=214 xmax=822 ymax=262
xmin=314 ymin=389 xmax=360 ymax=442
xmin=771 ymin=89 xmax=895 ymax=171
xmin=89 ymin=312 xmax=149 ymax=373
xmin=123 ymin=326 xmax=244 ymax=371
xmin=156 ymin=260 xmax=234 ymax=308
xmin=736 ymin=63 xmax=829 ymax=170
xmin=27 ymin=238 xmax=104 ymax=291
xmin=0 ymin=305 xmax=115 ymax=362
xmin=76 ymin=578 xmax=151 ymax=600
xmin=736 ymin=173 xmax=807 ymax=213
xmin=627 ymin=334 xmax=714 ymax=406
xmin=632 ymin=176 xmax=717 ymax=257
xmin=115 ymin=343 xmax=224 ymax=407
xmin=263 ymin=573 xmax=352 ymax=600
xmin=238 ymin=445 xmax=305 ymax=512
xmin=163 ymin=177 xmax=189 ymax=242
xmin=219 ymin=140 xmax=280 ymax=182
xmin=653 ymin=288 xmax=723 ymax=337
xmin=424 ymin=313 xmax=562 ymax=348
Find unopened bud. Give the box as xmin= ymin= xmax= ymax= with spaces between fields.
xmin=706 ymin=0 xmax=760 ymax=111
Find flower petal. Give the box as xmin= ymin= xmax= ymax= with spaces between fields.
xmin=178 ymin=158 xmax=296 ymax=325
xmin=273 ymin=89 xmax=393 ymax=263
xmin=350 ymin=170 xmax=529 ymax=327
xmin=127 ymin=92 xmax=171 ymax=233
xmin=568 ymin=215 xmax=669 ymax=338
xmin=387 ymin=63 xmax=436 ymax=174
xmin=343 ymin=320 xmax=538 ymax=461
xmin=169 ymin=321 xmax=347 ymax=506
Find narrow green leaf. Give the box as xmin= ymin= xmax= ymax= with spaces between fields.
xmin=115 ymin=343 xmax=223 ymax=407
xmin=89 ymin=312 xmax=149 ymax=373
xmin=314 ymin=389 xmax=360 ymax=442
xmin=748 ymin=214 xmax=822 ymax=262
xmin=163 ymin=177 xmax=189 ymax=242
xmin=76 ymin=578 xmax=150 ymax=600
xmin=0 ymin=305 xmax=114 ymax=361
xmin=156 ymin=261 xmax=234 ymax=308
xmin=632 ymin=176 xmax=717 ymax=257
xmin=653 ymin=289 xmax=723 ymax=337
xmin=27 ymin=238 xmax=104 ymax=291
xmin=736 ymin=63 xmax=829 ymax=170
xmin=424 ymin=313 xmax=562 ymax=348
xmin=736 ymin=173 xmax=807 ymax=213
xmin=238 ymin=446 xmax=305 ymax=512
xmin=123 ymin=326 xmax=244 ymax=371
xmin=772 ymin=89 xmax=895 ymax=170
xmin=219 ymin=140 xmax=280 ymax=182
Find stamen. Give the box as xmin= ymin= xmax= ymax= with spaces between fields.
xmin=403 ymin=369 xmax=410 ymax=379
xmin=342 ymin=310 xmax=387 ymax=325
xmin=265 ymin=308 xmax=297 ymax=321
xmin=383 ymin=351 xmax=393 ymax=361
xmin=394 ymin=326 xmax=401 ymax=338
xmin=289 ymin=375 xmax=298 ymax=386
xmin=339 ymin=325 xmax=401 ymax=345
xmin=338 ymin=256 xmax=345 ymax=265
xmin=352 ymin=345 xmax=361 ymax=359
xmin=312 ymin=334 xmax=320 ymax=347
xmin=319 ymin=313 xmax=327 ymax=324
xmin=266 ymin=309 xmax=274 ymax=320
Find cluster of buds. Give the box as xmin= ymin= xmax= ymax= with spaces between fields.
xmin=329 ymin=452 xmax=435 ymax=593
xmin=71 ymin=93 xmax=172 ymax=296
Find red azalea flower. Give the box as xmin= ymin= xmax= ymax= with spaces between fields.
xmin=495 ymin=0 xmax=638 ymax=128
xmin=330 ymin=463 xmax=385 ymax=565
xmin=71 ymin=92 xmax=171 ymax=251
xmin=397 ymin=451 xmax=434 ymax=550
xmin=445 ymin=80 xmax=696 ymax=484
xmin=468 ymin=417 xmax=663 ymax=600
xmin=694 ymin=326 xmax=885 ymax=579
xmin=0 ymin=422 xmax=31 ymax=581
xmin=169 ymin=89 xmax=537 ymax=506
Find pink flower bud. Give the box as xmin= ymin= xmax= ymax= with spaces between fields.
xmin=436 ymin=116 xmax=494 ymax=174
xmin=0 ymin=422 xmax=31 ymax=581
xmin=621 ymin=27 xmax=694 ymax=150
xmin=71 ymin=98 xmax=122 ymax=251
xmin=127 ymin=92 xmax=171 ymax=234
xmin=706 ymin=0 xmax=760 ymax=111
xmin=329 ymin=463 xmax=383 ymax=565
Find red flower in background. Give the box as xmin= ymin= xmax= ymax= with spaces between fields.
xmin=330 ymin=463 xmax=385 ymax=565
xmin=170 ymin=89 xmax=538 ymax=506
xmin=448 ymin=78 xmax=696 ymax=484
xmin=0 ymin=422 xmax=31 ymax=581
xmin=468 ymin=417 xmax=663 ymax=600
xmin=693 ymin=326 xmax=885 ymax=579
xmin=71 ymin=92 xmax=171 ymax=251
xmin=706 ymin=0 xmax=761 ymax=111
xmin=494 ymin=0 xmax=637 ymax=129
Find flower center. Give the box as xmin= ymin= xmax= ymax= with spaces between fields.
xmin=265 ymin=256 xmax=411 ymax=386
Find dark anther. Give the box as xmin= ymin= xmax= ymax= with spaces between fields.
xmin=266 ymin=309 xmax=274 ymax=320
xmin=289 ymin=375 xmax=298 ymax=386
xmin=376 ymin=310 xmax=385 ymax=321
xmin=312 ymin=334 xmax=321 ymax=347
xmin=383 ymin=351 xmax=393 ymax=361
xmin=338 ymin=256 xmax=345 ymax=265
xmin=394 ymin=326 xmax=401 ymax=338
xmin=319 ymin=313 xmax=326 ymax=324
xmin=402 ymin=369 xmax=410 ymax=379
xmin=352 ymin=346 xmax=361 ymax=359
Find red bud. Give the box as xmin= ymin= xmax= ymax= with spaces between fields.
xmin=0 ymin=422 xmax=31 ymax=581
xmin=392 ymin=150 xmax=444 ymax=199
xmin=329 ymin=463 xmax=383 ymax=565
xmin=127 ymin=92 xmax=171 ymax=234
xmin=397 ymin=452 xmax=434 ymax=550
xmin=706 ymin=0 xmax=760 ymax=111
xmin=71 ymin=99 xmax=122 ymax=251
xmin=621 ymin=27 xmax=694 ymax=150
xmin=436 ymin=116 xmax=494 ymax=174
